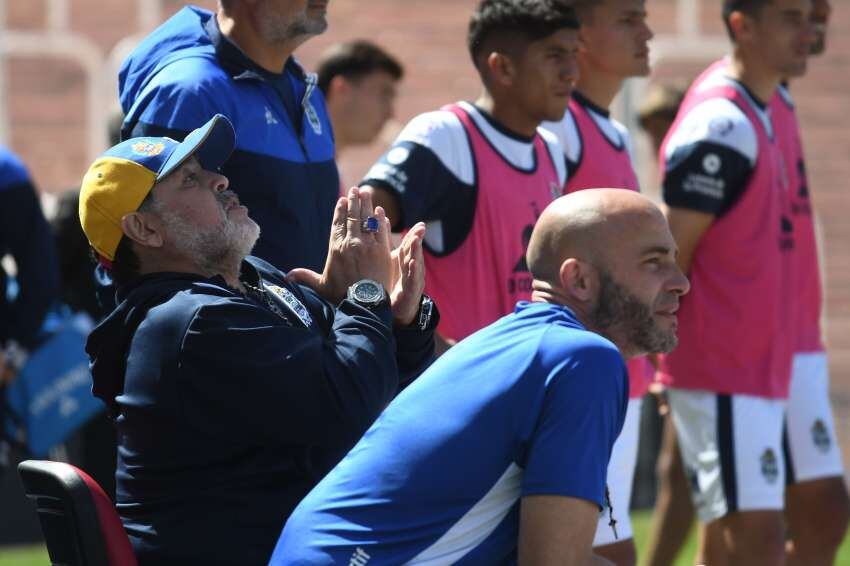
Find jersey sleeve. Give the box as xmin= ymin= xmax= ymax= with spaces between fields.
xmin=521 ymin=335 xmax=628 ymax=508
xmin=662 ymin=99 xmax=757 ymax=216
xmin=360 ymin=111 xmax=476 ymax=232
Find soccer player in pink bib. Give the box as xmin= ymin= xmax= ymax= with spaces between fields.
xmin=541 ymin=2 xmax=653 ymax=564
xmin=771 ymin=2 xmax=850 ymax=564
xmin=659 ymin=1 xmax=827 ymax=564
xmin=360 ymin=0 xmax=578 ymax=352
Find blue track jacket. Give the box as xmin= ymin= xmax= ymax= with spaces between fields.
xmin=85 ymin=256 xmax=436 ymax=565
xmin=0 ymin=146 xmax=60 ymax=349
xmin=119 ymin=6 xmax=340 ymax=273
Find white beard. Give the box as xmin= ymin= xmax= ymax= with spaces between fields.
xmin=157 ymin=195 xmax=260 ymax=276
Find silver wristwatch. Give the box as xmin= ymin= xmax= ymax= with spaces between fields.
xmin=347 ymin=279 xmax=387 ymax=309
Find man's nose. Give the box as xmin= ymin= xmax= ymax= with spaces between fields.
xmin=669 ymin=267 xmax=690 ymax=296
xmin=210 ymin=170 xmax=229 ymax=193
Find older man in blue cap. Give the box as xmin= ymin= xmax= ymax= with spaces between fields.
xmin=79 ymin=114 xmax=437 ymax=565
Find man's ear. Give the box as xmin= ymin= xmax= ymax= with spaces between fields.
xmin=559 ymin=258 xmax=597 ymax=302
xmin=120 ymin=211 xmax=164 ymax=250
xmin=486 ymin=51 xmax=517 ymax=87
xmin=327 ymin=75 xmax=352 ymax=102
xmin=728 ymin=10 xmax=755 ymax=44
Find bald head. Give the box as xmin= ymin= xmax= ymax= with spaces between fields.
xmin=527 ymin=188 xmax=664 ymax=284
xmin=527 ymin=188 xmax=688 ymax=358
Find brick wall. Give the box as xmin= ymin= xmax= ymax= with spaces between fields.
xmin=2 ymin=0 xmax=849 ymax=475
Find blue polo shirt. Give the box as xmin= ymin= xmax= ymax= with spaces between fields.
xmin=272 ymin=301 xmax=627 ymax=565
xmin=118 ymin=6 xmax=339 ymax=273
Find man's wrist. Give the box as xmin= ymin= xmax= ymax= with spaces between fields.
xmin=395 ymin=294 xmax=435 ymax=330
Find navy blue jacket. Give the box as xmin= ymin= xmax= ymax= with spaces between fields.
xmin=85 ymin=257 xmax=435 ymax=565
xmin=119 ymin=6 xmax=339 ymax=273
xmin=0 ymin=146 xmax=60 ymax=349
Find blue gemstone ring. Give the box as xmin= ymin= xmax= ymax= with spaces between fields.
xmin=361 ymin=216 xmax=380 ymax=233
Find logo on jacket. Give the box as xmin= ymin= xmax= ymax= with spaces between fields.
xmin=264 ymin=106 xmax=279 ymax=125
xmin=131 ymin=141 xmax=165 ymax=157
xmin=760 ymin=448 xmax=779 ymax=484
xmin=812 ymin=419 xmax=832 ymax=453
xmin=303 ymin=72 xmax=323 ymax=135
xmin=349 ymin=547 xmax=371 ymax=566
xmin=265 ymin=284 xmax=313 ymax=327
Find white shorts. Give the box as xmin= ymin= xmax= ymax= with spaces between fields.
xmin=594 ymin=397 xmax=642 ymax=546
xmin=668 ymin=389 xmax=786 ymax=524
xmin=784 ymin=352 xmax=845 ymax=483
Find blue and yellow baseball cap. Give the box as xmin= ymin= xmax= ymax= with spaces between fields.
xmin=79 ymin=114 xmax=235 ymax=261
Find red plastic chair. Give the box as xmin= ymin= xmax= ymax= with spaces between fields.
xmin=17 ymin=460 xmax=137 ymax=566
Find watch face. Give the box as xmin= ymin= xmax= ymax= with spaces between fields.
xmin=354 ymin=280 xmax=382 ymax=303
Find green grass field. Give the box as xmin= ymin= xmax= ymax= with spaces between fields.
xmin=1 ymin=510 xmax=847 ymax=565
xmin=0 ymin=543 xmax=49 ymax=566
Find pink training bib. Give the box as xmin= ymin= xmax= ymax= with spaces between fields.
xmin=660 ymin=64 xmax=795 ymax=399
xmin=424 ymin=104 xmax=561 ymax=342
xmin=771 ymin=88 xmax=824 ymax=353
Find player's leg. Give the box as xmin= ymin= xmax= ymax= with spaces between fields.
xmin=668 ymin=390 xmax=787 ymax=566
xmin=786 ymin=478 xmax=849 ymax=565
xmin=702 ymin=509 xmax=785 ymax=566
xmin=783 ymin=352 xmax=849 ymax=566
xmin=593 ymin=398 xmax=642 ymax=566
xmin=644 ymin=415 xmax=695 ymax=566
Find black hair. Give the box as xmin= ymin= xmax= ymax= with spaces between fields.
xmin=467 ymin=0 xmax=579 ymax=71
xmin=570 ymin=0 xmax=598 ymax=23
xmin=316 ymin=40 xmax=404 ymax=95
xmin=723 ymin=0 xmax=773 ymax=40
xmin=52 ymin=190 xmax=104 ymax=318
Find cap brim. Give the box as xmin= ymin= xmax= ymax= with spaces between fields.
xmin=157 ymin=114 xmax=236 ymax=180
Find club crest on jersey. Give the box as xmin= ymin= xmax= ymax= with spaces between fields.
xmin=131 ymin=141 xmax=165 ymax=157
xmin=760 ymin=448 xmax=779 ymax=484
xmin=386 ymin=146 xmax=410 ymax=166
xmin=265 ymin=284 xmax=313 ymax=327
xmin=702 ymin=153 xmax=722 ymax=175
xmin=708 ymin=117 xmax=734 ymax=137
xmin=812 ymin=419 xmax=832 ymax=453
